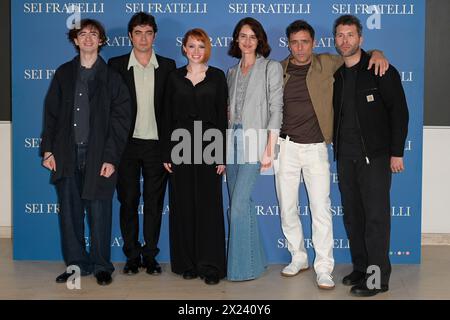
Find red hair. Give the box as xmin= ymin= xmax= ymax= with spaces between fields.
xmin=182 ymin=28 xmax=211 ymax=63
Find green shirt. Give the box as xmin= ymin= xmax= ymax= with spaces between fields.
xmin=128 ymin=49 xmax=159 ymax=140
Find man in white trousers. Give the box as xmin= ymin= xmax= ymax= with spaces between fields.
xmin=274 ymin=20 xmax=388 ymax=290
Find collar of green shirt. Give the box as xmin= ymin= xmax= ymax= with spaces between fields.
xmin=127 ymin=49 xmax=159 ymax=70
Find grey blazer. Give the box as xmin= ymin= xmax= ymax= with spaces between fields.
xmin=226 ymin=55 xmax=283 ymax=163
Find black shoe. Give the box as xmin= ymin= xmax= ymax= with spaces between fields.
xmin=144 ymin=259 xmax=162 ymax=275
xmin=123 ymin=259 xmax=140 ymax=275
xmin=55 ymin=271 xmax=74 ymax=283
xmin=350 ymin=283 xmax=389 ymax=297
xmin=203 ymin=274 xmax=220 ymax=285
xmin=342 ymin=270 xmax=366 ymax=286
xmin=182 ymin=270 xmax=198 ymax=280
xmin=95 ymin=271 xmax=112 ymax=286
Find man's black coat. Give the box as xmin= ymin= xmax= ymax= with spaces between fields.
xmin=41 ymin=56 xmax=131 ymax=200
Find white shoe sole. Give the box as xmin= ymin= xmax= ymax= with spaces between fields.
xmin=280 ymin=266 xmax=310 ymax=277
xmin=317 ymin=283 xmax=335 ymax=290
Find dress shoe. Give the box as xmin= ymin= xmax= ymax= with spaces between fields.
xmin=350 ymin=283 xmax=389 ymax=297
xmin=95 ymin=271 xmax=112 ymax=286
xmin=342 ymin=270 xmax=366 ymax=286
xmin=280 ymin=261 xmax=309 ymax=277
xmin=182 ymin=270 xmax=198 ymax=280
xmin=316 ymin=273 xmax=335 ymax=290
xmin=203 ymin=274 xmax=220 ymax=285
xmin=144 ymin=260 xmax=162 ymax=275
xmin=123 ymin=259 xmax=140 ymax=275
xmin=55 ymin=271 xmax=74 ymax=283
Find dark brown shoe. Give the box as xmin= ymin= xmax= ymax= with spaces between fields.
xmin=204 ymin=274 xmax=220 ymax=285
xmin=182 ymin=270 xmax=198 ymax=280
xmin=144 ymin=259 xmax=162 ymax=275
xmin=55 ymin=271 xmax=74 ymax=283
xmin=95 ymin=271 xmax=112 ymax=286
xmin=342 ymin=270 xmax=366 ymax=286
xmin=123 ymin=259 xmax=140 ymax=275
xmin=350 ymin=283 xmax=389 ymax=297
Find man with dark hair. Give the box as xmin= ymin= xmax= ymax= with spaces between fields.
xmin=67 ymin=18 xmax=107 ymax=51
xmin=41 ymin=19 xmax=131 ymax=286
xmin=274 ymin=19 xmax=388 ymax=290
xmin=127 ymin=10 xmax=158 ymax=34
xmin=333 ymin=14 xmax=363 ymax=37
xmin=332 ymin=15 xmax=409 ymax=297
xmin=108 ymin=12 xmax=176 ymax=275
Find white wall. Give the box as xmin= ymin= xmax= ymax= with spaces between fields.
xmin=0 ymin=125 xmax=449 ymax=237
xmin=0 ymin=122 xmax=11 ymax=238
xmin=422 ymin=127 xmax=450 ymax=233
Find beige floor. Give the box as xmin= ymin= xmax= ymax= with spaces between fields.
xmin=1 ymin=239 xmax=449 ymax=300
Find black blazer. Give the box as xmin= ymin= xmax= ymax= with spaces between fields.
xmin=40 ymin=56 xmax=132 ymax=200
xmin=108 ymin=53 xmax=176 ymax=142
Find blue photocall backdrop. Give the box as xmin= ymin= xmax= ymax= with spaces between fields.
xmin=12 ymin=0 xmax=424 ymax=265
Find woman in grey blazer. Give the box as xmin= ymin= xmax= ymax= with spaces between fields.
xmin=226 ymin=17 xmax=283 ymax=281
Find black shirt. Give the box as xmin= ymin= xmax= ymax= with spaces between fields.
xmin=162 ymin=65 xmax=228 ymax=164
xmin=339 ymin=62 xmax=364 ymax=159
xmin=73 ymin=57 xmax=98 ymax=145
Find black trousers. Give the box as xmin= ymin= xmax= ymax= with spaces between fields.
xmin=117 ymin=138 xmax=167 ymax=263
xmin=168 ymin=163 xmax=226 ymax=278
xmin=55 ymin=144 xmax=114 ymax=275
xmin=337 ymin=155 xmax=392 ymax=285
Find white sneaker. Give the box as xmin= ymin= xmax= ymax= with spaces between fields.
xmin=317 ymin=273 xmax=335 ymax=290
xmin=280 ymin=261 xmax=309 ymax=277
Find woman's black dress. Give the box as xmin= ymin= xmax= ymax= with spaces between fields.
xmin=162 ymin=65 xmax=228 ymax=279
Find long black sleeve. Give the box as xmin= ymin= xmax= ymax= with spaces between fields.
xmin=215 ymin=70 xmax=228 ymax=165
xmin=102 ymin=72 xmax=132 ymax=167
xmin=161 ymin=72 xmax=175 ymax=163
xmin=379 ymin=66 xmax=409 ymax=157
xmin=40 ymin=71 xmax=62 ymax=156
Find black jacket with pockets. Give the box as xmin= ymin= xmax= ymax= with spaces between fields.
xmin=332 ymin=50 xmax=409 ymax=161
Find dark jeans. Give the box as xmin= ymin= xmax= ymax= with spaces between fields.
xmin=337 ymin=155 xmax=392 ymax=286
xmin=55 ymin=144 xmax=114 ymax=275
xmin=117 ymin=138 xmax=167 ymax=263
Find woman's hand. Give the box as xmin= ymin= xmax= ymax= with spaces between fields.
xmin=216 ymin=165 xmax=226 ymax=175
xmin=163 ymin=162 xmax=173 ymax=173
xmin=260 ymin=147 xmax=273 ymax=172
xmin=260 ymin=131 xmax=278 ymax=172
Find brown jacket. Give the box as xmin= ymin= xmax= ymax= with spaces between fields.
xmin=281 ymin=53 xmax=343 ymax=144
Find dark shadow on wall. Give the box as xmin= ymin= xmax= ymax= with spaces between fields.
xmin=425 ymin=0 xmax=450 ymax=126
xmin=0 ymin=0 xmax=11 ymax=121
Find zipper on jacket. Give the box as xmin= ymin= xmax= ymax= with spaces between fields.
xmin=354 ymin=109 xmax=370 ymax=164
xmin=353 ymin=69 xmax=370 ymax=165
xmin=337 ymin=69 xmax=370 ymax=165
xmin=334 ymin=70 xmax=345 ymax=161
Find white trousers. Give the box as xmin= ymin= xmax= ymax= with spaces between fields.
xmin=274 ymin=137 xmax=334 ymax=274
